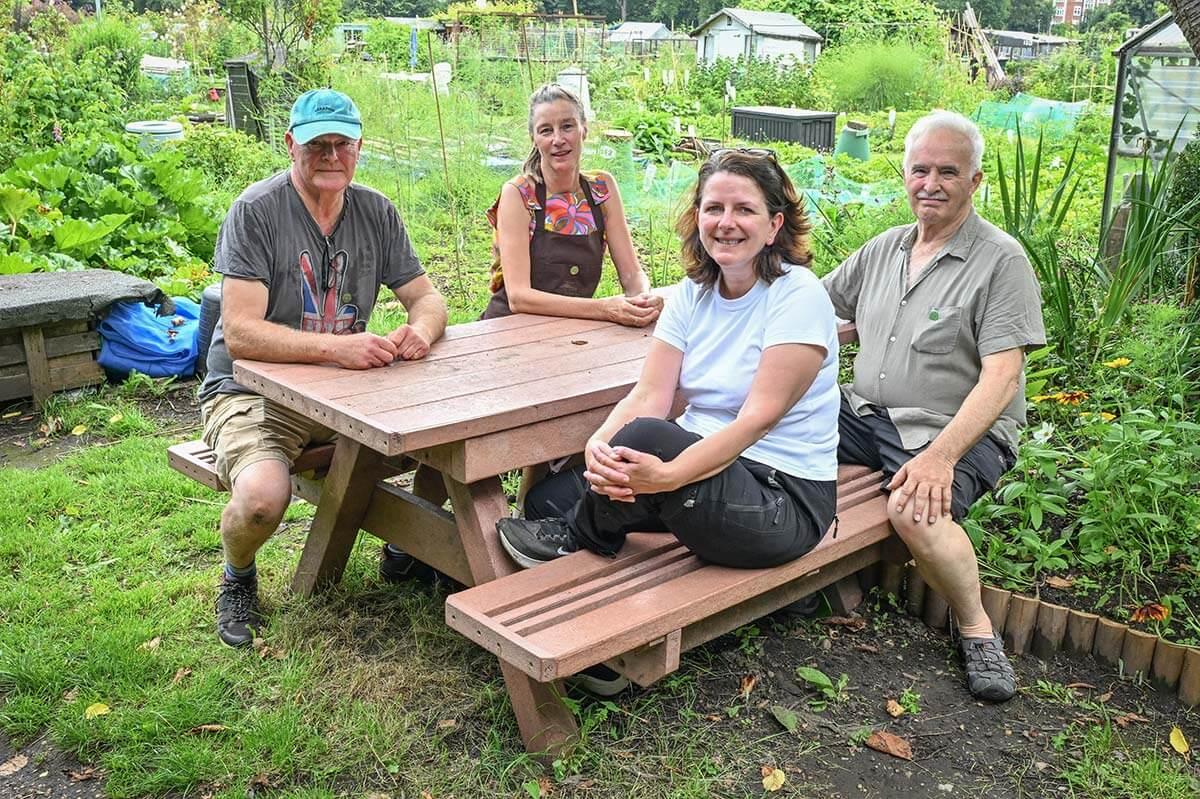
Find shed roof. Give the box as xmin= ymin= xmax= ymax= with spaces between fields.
xmin=691 ymin=8 xmax=822 ymax=42
xmin=609 ymin=21 xmax=671 ymax=41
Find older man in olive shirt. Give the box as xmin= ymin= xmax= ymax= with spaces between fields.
xmin=823 ymin=111 xmax=1045 ymax=702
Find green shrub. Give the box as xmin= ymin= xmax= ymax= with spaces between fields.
xmin=689 ymin=57 xmax=814 ymax=115
xmin=172 ymin=124 xmax=287 ymax=201
xmin=0 ymin=33 xmax=124 ymax=170
xmin=65 ymin=19 xmax=147 ymax=100
xmin=813 ymin=40 xmax=940 ymax=113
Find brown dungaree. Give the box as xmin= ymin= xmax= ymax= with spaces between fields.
xmin=483 ymin=177 xmax=607 ymax=319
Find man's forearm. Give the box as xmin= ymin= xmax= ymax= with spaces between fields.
xmin=404 ymin=292 xmax=448 ymax=344
xmin=226 ymin=318 xmax=341 ymax=365
xmin=926 ymin=367 xmax=1021 ymax=464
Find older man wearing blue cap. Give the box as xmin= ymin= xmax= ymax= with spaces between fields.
xmin=198 ymin=88 xmax=448 ymax=647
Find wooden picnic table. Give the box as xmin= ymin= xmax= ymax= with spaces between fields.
xmin=233 ymin=312 xmax=661 ymax=751
xmin=233 ymin=311 xmax=860 ymax=753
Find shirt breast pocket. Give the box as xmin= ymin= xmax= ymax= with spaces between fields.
xmin=911 ymin=306 xmax=962 ymax=355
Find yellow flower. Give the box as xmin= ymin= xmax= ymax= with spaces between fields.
xmin=1100 ymin=411 xmax=1116 ymax=421
xmin=1031 ymin=394 xmax=1055 ymax=403
xmin=1103 ymin=357 xmax=1132 ymax=369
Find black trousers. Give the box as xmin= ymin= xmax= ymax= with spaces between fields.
xmin=524 ymin=417 xmax=837 ymax=569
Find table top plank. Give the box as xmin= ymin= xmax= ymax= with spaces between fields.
xmin=374 ymin=358 xmax=644 ymax=454
xmin=247 ymin=315 xmax=615 ymax=390
xmin=331 ymin=329 xmax=652 ymax=415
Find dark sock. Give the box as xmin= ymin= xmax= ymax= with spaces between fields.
xmin=223 ymin=561 xmax=257 ymax=584
xmin=384 ymin=543 xmax=407 ymax=559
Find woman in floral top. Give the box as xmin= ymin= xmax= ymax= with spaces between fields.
xmin=483 ymin=84 xmax=662 ymax=325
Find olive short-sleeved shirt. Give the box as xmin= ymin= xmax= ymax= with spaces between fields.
xmin=821 ymin=210 xmax=1045 ymax=455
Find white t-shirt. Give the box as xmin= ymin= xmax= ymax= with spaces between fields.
xmin=653 ymin=265 xmax=840 ymax=481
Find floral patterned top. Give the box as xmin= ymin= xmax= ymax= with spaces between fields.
xmin=486 ymin=172 xmax=611 ymax=292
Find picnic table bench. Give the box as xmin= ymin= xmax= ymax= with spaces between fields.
xmin=168 ymin=312 xmax=905 ymax=755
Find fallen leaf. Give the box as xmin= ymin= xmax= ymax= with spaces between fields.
xmin=1044 ymin=575 xmax=1075 ymax=590
xmin=865 ymin=730 xmax=913 ymax=760
xmin=770 ymin=705 xmax=799 ymax=733
xmin=1170 ymin=726 xmax=1190 ymax=756
xmin=252 ymin=637 xmax=286 ymax=660
xmin=853 ymin=644 xmax=880 ymax=654
xmin=436 ymin=719 xmax=457 ymax=730
xmin=62 ymin=687 xmax=79 ymax=702
xmin=170 ymin=667 xmax=192 ymax=686
xmin=1096 ymin=691 xmax=1113 ymax=703
xmin=886 ymin=699 xmax=906 ymax=718
xmin=1130 ymin=602 xmax=1170 ymax=623
xmin=70 ymin=424 xmax=87 ymax=436
xmin=1114 ymin=712 xmax=1150 ymax=728
xmin=140 ymin=636 xmax=161 ymax=651
xmin=1064 ymin=682 xmax=1096 ymax=690
xmin=68 ymin=766 xmax=98 ymax=782
xmin=108 ymin=413 xmax=123 ymax=424
xmin=0 ymin=754 xmax=29 ymax=777
xmin=823 ymin=615 xmax=867 ymax=631
xmin=761 ymin=766 xmax=786 ymax=792
xmin=84 ymin=702 xmax=110 ymax=719
xmin=739 ymin=673 xmax=758 ymax=699
xmin=246 ymin=773 xmax=272 ymax=799
xmin=188 ymin=724 xmax=228 ymax=734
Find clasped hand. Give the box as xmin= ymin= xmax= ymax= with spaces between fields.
xmin=583 ymin=438 xmax=673 ymax=503
xmin=606 ymin=293 xmax=663 ymax=328
xmin=886 ymin=448 xmax=956 ymax=525
xmin=331 ymin=325 xmax=431 ymax=369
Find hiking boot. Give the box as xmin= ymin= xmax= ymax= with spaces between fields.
xmin=379 ymin=545 xmax=438 ymax=584
xmin=567 ymin=665 xmax=630 ymax=697
xmin=960 ymin=633 xmax=1016 ymax=702
xmin=496 ymin=517 xmax=577 ymax=569
xmin=215 ymin=578 xmax=263 ymax=648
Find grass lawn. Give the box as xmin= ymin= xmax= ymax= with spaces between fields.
xmin=1 ymin=400 xmax=1198 ymax=798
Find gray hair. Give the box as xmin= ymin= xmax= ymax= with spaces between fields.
xmin=521 ymin=83 xmax=587 ymax=185
xmin=903 ymin=111 xmax=985 ymax=175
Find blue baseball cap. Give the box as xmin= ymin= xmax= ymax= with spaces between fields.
xmin=288 ymin=89 xmax=362 ymax=144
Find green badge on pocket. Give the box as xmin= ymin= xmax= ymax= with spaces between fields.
xmin=929 ymin=309 xmax=940 ymax=321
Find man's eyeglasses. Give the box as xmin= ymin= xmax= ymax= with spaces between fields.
xmin=708 ymin=147 xmax=778 ymax=162
xmin=302 ymin=139 xmax=360 ymax=158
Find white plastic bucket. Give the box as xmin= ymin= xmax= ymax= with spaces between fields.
xmin=125 ymin=120 xmax=184 ymax=152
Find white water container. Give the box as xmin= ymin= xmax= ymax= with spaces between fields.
xmin=555 ymin=67 xmax=591 ymax=120
xmin=125 ymin=120 xmax=184 ymax=152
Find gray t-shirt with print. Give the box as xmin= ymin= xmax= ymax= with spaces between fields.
xmin=198 ymin=171 xmax=423 ymax=405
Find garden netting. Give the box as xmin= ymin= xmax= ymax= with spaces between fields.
xmin=973 ymin=92 xmax=1089 ymax=137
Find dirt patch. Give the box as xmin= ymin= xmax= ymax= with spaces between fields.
xmin=0 ymin=380 xmax=201 ymax=470
xmin=646 ymin=600 xmax=1200 ymax=798
xmin=0 ymin=734 xmax=105 ymax=799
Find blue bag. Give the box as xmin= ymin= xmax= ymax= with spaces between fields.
xmin=98 ymin=297 xmax=200 ymax=379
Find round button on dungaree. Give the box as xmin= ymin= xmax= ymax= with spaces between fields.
xmin=569 ymin=265 xmax=581 ymax=276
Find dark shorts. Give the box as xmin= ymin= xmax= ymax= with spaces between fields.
xmin=837 ymin=395 xmax=1016 ymax=521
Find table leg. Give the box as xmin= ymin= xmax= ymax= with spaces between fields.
xmin=291 ymin=437 xmax=386 ymax=596
xmin=442 ymin=473 xmax=579 ymax=756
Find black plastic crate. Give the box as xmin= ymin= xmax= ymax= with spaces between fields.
xmin=731 ymin=107 xmax=837 ymax=150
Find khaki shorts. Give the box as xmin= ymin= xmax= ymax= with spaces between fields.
xmin=201 ymin=393 xmax=336 ymax=488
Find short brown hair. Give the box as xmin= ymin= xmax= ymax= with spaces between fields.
xmin=676 ymin=151 xmax=812 ymax=289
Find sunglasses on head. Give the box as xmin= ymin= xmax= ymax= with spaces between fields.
xmin=708 ymin=147 xmax=778 ymax=162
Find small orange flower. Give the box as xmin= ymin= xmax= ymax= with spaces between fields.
xmin=1130 ymin=602 xmax=1170 ymax=623
xmin=1056 ymin=390 xmax=1089 ymax=405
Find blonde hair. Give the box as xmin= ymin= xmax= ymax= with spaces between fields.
xmin=521 ymin=83 xmax=587 ymax=185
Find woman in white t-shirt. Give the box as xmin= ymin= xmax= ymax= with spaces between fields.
xmin=497 ymin=148 xmax=841 ymax=572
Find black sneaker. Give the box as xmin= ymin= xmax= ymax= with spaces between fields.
xmin=379 ymin=545 xmax=438 ymax=584
xmin=567 ymin=665 xmax=630 ymax=697
xmin=960 ymin=634 xmax=1016 ymax=702
xmin=495 ymin=517 xmax=577 ymax=569
xmin=216 ymin=578 xmax=263 ymax=648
